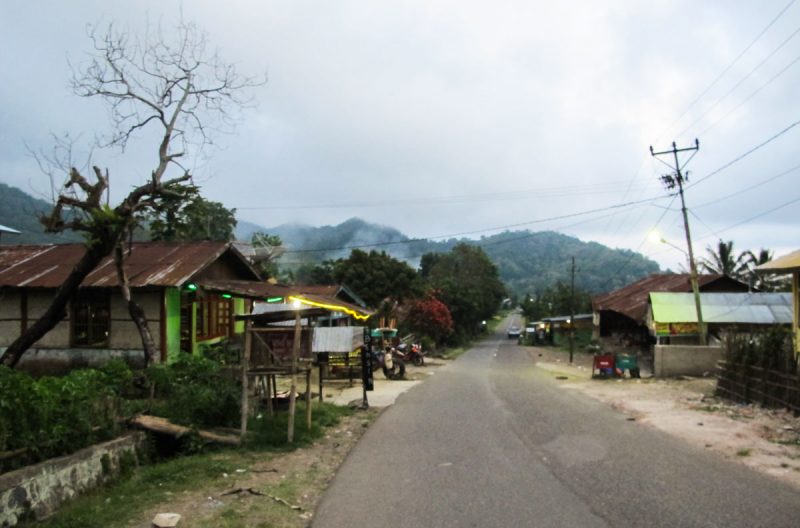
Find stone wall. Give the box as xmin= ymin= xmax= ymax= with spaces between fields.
xmin=654 ymin=345 xmax=722 ymax=378
xmin=0 ymin=432 xmax=146 ymax=527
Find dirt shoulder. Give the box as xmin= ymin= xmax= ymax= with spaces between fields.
xmin=529 ymin=346 xmax=800 ymax=489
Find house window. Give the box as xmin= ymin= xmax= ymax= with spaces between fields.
xmin=195 ymin=295 xmax=232 ymax=341
xmin=71 ymin=290 xmax=110 ymax=347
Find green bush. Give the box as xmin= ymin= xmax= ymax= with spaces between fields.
xmin=0 ymin=361 xmax=131 ymax=472
xmin=146 ymin=354 xmax=240 ymax=429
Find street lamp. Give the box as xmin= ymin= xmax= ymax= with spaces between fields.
xmin=649 ymin=230 xmax=707 ymax=345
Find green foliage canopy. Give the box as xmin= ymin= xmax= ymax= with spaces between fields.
xmin=422 ymin=244 xmax=506 ymax=341
xmin=331 ymin=249 xmax=422 ymax=308
xmin=144 ymin=184 xmax=237 ymax=241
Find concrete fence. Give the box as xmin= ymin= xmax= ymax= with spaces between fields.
xmin=0 ymin=432 xmax=146 ymax=527
xmin=653 ymin=345 xmax=722 ymax=378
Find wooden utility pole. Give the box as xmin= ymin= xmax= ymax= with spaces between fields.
xmin=650 ymin=139 xmax=707 ymax=346
xmin=569 ymin=256 xmax=575 ymax=364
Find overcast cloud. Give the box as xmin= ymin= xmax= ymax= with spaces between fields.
xmin=2 ymin=1 xmax=799 ymax=271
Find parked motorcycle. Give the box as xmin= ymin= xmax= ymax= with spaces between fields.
xmin=371 ymin=346 xmax=406 ymax=379
xmin=396 ymin=342 xmax=425 ymax=366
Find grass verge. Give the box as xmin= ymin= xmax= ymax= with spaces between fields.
xmin=34 ymin=403 xmax=353 ymax=528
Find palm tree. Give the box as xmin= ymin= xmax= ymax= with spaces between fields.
xmin=700 ymin=239 xmax=751 ymax=279
xmin=741 ymin=248 xmax=790 ymax=292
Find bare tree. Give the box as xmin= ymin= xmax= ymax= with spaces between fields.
xmin=1 ymin=20 xmax=263 ymax=368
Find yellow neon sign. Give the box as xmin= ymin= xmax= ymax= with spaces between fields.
xmin=288 ymin=295 xmax=371 ymax=321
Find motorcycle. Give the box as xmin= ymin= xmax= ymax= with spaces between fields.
xmin=396 ymin=342 xmax=425 ymax=366
xmin=371 ymin=346 xmax=406 ymax=380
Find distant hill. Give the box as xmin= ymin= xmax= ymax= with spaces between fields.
xmin=237 ymin=217 xmax=660 ymax=295
xmin=0 ymin=183 xmax=659 ymax=295
xmin=0 ymin=183 xmax=83 ymax=245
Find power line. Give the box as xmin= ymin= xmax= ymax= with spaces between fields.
xmin=656 ymin=0 xmax=797 ymax=141
xmin=235 ymin=180 xmax=659 ymax=211
xmin=710 ymin=194 xmax=800 ymax=236
xmin=698 ymin=50 xmax=800 ymax=137
xmin=687 ymin=116 xmax=800 ymax=189
xmin=678 ymin=20 xmax=800 ymax=138
xmin=280 ymin=194 xmax=669 ymax=255
xmin=694 ymin=162 xmax=800 ymax=209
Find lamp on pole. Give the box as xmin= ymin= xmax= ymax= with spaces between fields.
xmin=650 ymin=140 xmax=707 ymax=346
xmin=648 ymin=229 xmax=707 ymax=345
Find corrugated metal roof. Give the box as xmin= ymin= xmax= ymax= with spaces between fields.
xmin=312 ymin=327 xmax=365 ymax=353
xmin=756 ymin=249 xmax=800 ymax=273
xmin=592 ymin=273 xmax=745 ymax=323
xmin=649 ymin=292 xmax=793 ymax=324
xmin=0 ymin=241 xmax=257 ymax=288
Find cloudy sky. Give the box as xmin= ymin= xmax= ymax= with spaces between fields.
xmin=2 ymin=1 xmax=799 ymax=270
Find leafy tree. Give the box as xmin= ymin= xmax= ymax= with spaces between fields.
xmin=1 ymin=20 xmax=262 ymax=368
xmin=422 ymin=244 xmax=505 ymax=342
xmin=249 ymin=232 xmax=284 ymax=280
xmin=332 ymin=249 xmax=422 ymax=308
xmin=405 ymin=295 xmax=454 ymax=345
xmin=146 ymin=185 xmax=237 ymax=242
xmin=293 ymin=260 xmax=337 ymax=286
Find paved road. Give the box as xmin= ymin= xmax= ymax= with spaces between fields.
xmin=314 ymin=320 xmax=800 ymax=527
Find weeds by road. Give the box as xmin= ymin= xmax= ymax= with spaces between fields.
xmin=36 ymin=404 xmax=377 ymax=528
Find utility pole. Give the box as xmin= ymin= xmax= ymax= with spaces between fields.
xmin=569 ymin=256 xmax=575 ymax=364
xmin=650 ymin=139 xmax=707 ymax=346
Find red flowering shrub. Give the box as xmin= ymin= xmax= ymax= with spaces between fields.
xmin=405 ymin=295 xmax=454 ymax=344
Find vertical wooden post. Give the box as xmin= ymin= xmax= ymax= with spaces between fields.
xmin=288 ymin=311 xmax=301 ymax=443
xmin=318 ymin=364 xmax=324 ymax=403
xmin=240 ymin=322 xmax=252 ymax=437
xmin=306 ymin=368 xmax=313 ymax=430
xmin=266 ymin=371 xmax=274 ymax=417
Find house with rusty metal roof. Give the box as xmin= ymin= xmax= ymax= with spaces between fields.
xmin=591 ymin=273 xmax=749 ymax=353
xmin=0 ymin=241 xmax=270 ymax=373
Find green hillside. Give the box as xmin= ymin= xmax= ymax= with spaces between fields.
xmin=240 ymin=218 xmax=660 ymax=295
xmin=0 ymin=183 xmax=83 ymax=245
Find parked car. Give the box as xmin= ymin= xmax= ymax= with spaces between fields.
xmin=507 ymin=326 xmax=521 ymax=339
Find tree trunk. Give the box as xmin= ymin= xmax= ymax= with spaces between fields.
xmin=0 ymin=241 xmax=114 ymax=368
xmin=114 ymin=244 xmax=158 ymax=367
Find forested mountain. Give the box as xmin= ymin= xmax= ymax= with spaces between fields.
xmin=0 ymin=183 xmax=82 ymax=244
xmin=238 ymin=217 xmax=660 ymax=295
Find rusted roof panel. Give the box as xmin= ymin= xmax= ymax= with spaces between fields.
xmin=0 ymin=241 xmax=244 ymax=288
xmin=591 ymin=273 xmax=742 ymax=323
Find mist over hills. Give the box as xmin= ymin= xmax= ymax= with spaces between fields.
xmin=0 ymin=183 xmax=658 ymax=295
xmin=239 ymin=217 xmax=660 ymax=295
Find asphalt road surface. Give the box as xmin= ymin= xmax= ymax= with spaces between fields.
xmin=313 ymin=317 xmax=800 ymax=527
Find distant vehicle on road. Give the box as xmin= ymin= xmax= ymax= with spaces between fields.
xmin=507 ymin=326 xmax=521 ymax=339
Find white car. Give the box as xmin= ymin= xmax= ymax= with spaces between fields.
xmin=507 ymin=326 xmax=521 ymax=339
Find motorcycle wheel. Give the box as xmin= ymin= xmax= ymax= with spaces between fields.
xmin=413 ymin=355 xmax=424 ymax=366
xmin=382 ymin=357 xmax=406 ymax=379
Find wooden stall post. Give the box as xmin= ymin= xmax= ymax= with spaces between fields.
xmin=288 ymin=310 xmax=301 ymax=443
xmin=306 ymin=368 xmax=312 ymax=430
xmin=240 ymin=322 xmax=252 ymax=437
